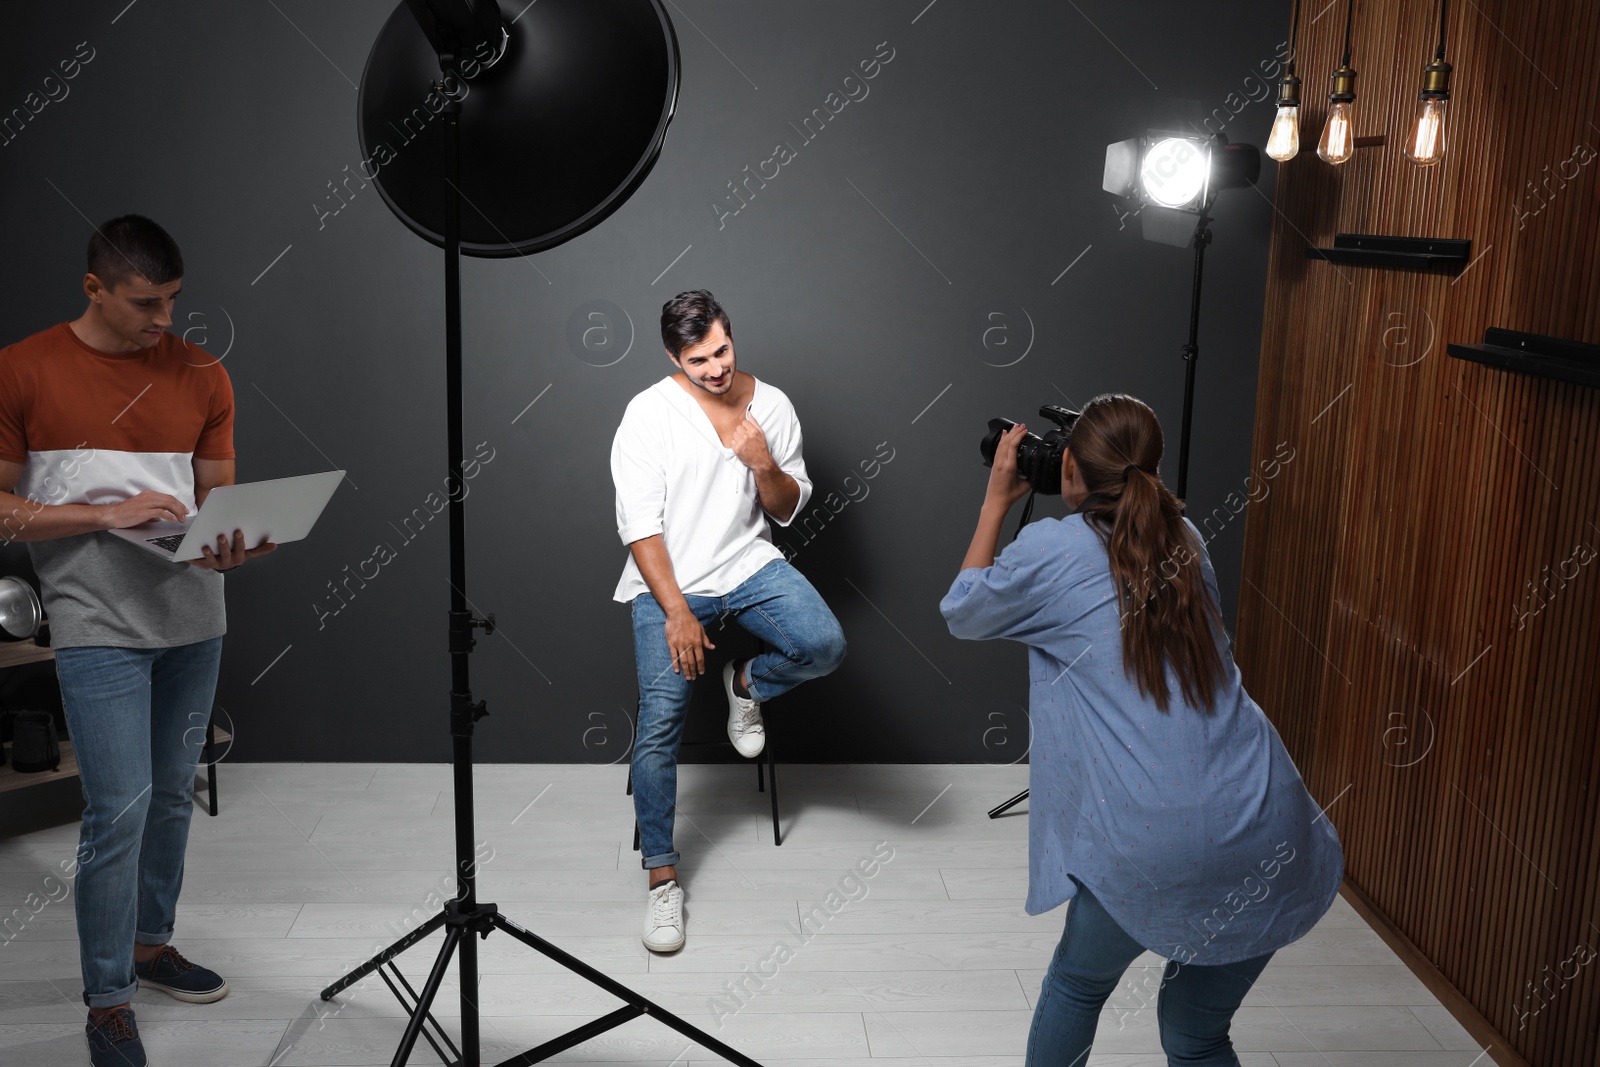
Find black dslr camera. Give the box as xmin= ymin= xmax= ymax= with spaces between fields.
xmin=980 ymin=405 xmax=1081 ymax=495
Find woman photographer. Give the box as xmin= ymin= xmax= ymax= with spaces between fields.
xmin=941 ymin=394 xmax=1343 ymax=1067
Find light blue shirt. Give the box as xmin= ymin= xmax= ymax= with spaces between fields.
xmin=941 ymin=513 xmax=1343 ymax=966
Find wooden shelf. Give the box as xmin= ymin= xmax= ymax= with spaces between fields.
xmin=0 ymin=639 xmax=54 ymax=669
xmin=1 ymin=728 xmax=229 ymax=794
xmin=0 ymin=638 xmax=61 ymax=790
xmin=0 ymin=633 xmax=230 ymax=812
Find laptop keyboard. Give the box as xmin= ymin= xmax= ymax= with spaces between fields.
xmin=145 ymin=534 xmax=187 ymax=552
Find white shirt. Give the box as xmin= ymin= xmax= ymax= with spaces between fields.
xmin=611 ymin=375 xmax=812 ymax=603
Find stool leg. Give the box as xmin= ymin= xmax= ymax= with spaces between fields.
xmin=628 ymin=699 xmax=640 ymax=846
xmin=753 ymin=649 xmax=767 ymax=794
xmin=625 ymin=699 xmax=639 ymax=797
xmin=204 ymin=720 xmax=218 ymax=817
xmin=767 ymin=743 xmax=780 ymax=846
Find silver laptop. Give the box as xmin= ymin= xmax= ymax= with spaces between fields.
xmin=108 ymin=470 xmax=345 ymax=562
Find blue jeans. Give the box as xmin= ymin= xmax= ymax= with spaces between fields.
xmin=630 ymin=560 xmax=845 ymax=868
xmin=54 ymin=638 xmax=222 ymax=1007
xmin=1028 ymin=881 xmax=1273 ymax=1067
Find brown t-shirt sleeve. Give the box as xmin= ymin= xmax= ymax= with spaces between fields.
xmin=0 ymin=355 xmax=29 ymax=464
xmin=195 ymin=368 xmax=236 ymax=460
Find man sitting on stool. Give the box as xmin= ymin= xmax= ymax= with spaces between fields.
xmin=611 ymin=289 xmax=846 ymax=953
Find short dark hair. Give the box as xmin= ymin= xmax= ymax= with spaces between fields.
xmin=660 ymin=289 xmax=732 ymax=359
xmin=87 ymin=215 xmax=184 ymax=290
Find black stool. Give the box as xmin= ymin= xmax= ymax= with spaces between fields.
xmin=625 ymin=653 xmax=782 ymax=849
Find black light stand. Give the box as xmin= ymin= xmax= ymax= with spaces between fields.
xmin=317 ymin=14 xmax=763 ymax=1067
xmin=988 ymin=196 xmax=1222 ymax=822
xmin=1175 ymin=210 xmax=1212 ymax=502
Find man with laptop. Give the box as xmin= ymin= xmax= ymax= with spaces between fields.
xmin=0 ymin=215 xmax=274 ymax=1067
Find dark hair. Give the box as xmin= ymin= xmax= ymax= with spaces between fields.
xmin=660 ymin=289 xmax=732 ymax=358
xmin=1069 ymin=393 xmax=1225 ymax=713
xmin=87 ymin=215 xmax=184 ymax=290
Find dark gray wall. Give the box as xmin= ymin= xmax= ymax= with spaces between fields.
xmin=0 ymin=0 xmax=1284 ymax=762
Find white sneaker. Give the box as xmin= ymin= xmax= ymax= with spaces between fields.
xmin=723 ymin=660 xmax=765 ymax=758
xmin=643 ymin=880 xmax=685 ymax=953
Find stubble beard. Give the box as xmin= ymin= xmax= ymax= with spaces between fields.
xmin=690 ymin=366 xmax=735 ymax=397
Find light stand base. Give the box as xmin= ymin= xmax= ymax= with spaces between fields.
xmin=321 ymin=902 xmax=765 ymax=1067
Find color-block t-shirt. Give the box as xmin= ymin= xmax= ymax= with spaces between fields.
xmin=0 ymin=323 xmax=235 ymax=649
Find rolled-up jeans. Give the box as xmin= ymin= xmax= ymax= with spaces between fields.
xmin=54 ymin=637 xmax=222 ymax=1007
xmin=630 ymin=560 xmax=845 ymax=868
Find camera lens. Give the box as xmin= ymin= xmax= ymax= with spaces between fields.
xmin=980 ymin=418 xmax=1016 ymax=467
xmin=981 ymin=409 xmax=1077 ymax=497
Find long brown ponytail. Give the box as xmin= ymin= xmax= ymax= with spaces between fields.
xmin=1070 ymin=394 xmax=1224 ymax=712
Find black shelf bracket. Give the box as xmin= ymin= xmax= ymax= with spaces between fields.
xmin=1307 ymin=233 xmax=1470 ymax=272
xmin=1448 ymin=328 xmax=1600 ymax=389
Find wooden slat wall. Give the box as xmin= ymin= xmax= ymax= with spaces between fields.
xmin=1236 ymin=0 xmax=1600 ymax=1064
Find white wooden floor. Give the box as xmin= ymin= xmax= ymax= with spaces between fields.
xmin=0 ymin=763 xmax=1492 ymax=1066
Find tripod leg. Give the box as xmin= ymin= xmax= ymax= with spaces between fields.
xmin=377 ymin=964 xmax=460 ymax=1065
xmin=390 ymin=925 xmax=461 ymax=1067
xmin=988 ymin=789 xmax=1029 ymax=819
xmin=496 ymin=1005 xmax=646 ymax=1067
xmin=460 ymin=913 xmax=480 ymax=1067
xmin=322 ymin=910 xmax=449 ymax=1000
xmin=489 ymin=914 xmax=766 ymax=1067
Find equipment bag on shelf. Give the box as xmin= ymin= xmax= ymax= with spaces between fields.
xmin=10 ymin=708 xmax=61 ymax=773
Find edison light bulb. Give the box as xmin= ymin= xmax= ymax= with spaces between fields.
xmin=1317 ymin=101 xmax=1354 ymax=165
xmin=1266 ymin=105 xmax=1300 ymax=162
xmin=1406 ymin=97 xmax=1447 ymax=166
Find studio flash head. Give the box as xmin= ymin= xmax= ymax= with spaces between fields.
xmin=980 ymin=404 xmax=1081 ymax=495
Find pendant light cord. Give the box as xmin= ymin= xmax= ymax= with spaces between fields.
xmin=1340 ymin=0 xmax=1355 ymax=66
xmin=1435 ymin=0 xmax=1449 ymax=59
xmin=1287 ymin=0 xmax=1301 ymax=76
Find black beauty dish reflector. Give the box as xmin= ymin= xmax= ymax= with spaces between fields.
xmin=358 ymin=0 xmax=680 ymax=257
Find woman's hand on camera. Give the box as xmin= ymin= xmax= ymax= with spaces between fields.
xmin=958 ymin=424 xmax=1032 ymax=571
xmin=984 ymin=423 xmax=1035 ymax=510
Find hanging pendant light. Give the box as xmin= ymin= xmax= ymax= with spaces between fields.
xmin=1405 ymin=0 xmax=1452 ymax=166
xmin=1317 ymin=0 xmax=1358 ymax=165
xmin=1266 ymin=0 xmax=1303 ymax=161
